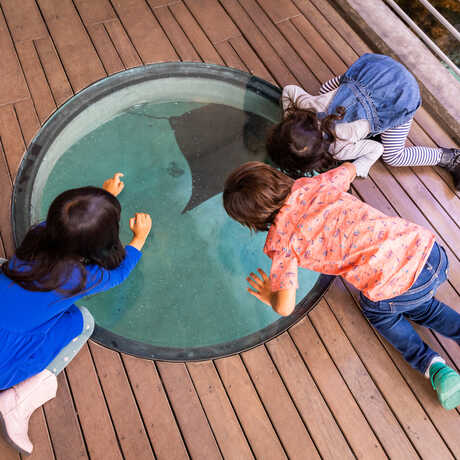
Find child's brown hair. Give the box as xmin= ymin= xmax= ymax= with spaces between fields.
xmin=223 ymin=161 xmax=294 ymax=232
xmin=266 ymin=103 xmax=345 ymax=178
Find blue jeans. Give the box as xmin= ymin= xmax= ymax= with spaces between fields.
xmin=360 ymin=242 xmax=460 ymax=374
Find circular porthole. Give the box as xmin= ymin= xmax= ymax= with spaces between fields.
xmin=12 ymin=63 xmax=334 ymax=361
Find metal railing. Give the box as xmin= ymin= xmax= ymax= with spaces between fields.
xmin=383 ymin=0 xmax=460 ymax=77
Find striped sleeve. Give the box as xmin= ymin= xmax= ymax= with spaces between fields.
xmin=319 ymin=75 xmax=342 ymax=94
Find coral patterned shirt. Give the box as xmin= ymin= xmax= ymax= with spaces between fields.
xmin=264 ymin=165 xmax=435 ymax=301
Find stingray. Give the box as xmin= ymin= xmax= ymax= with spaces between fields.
xmin=130 ymin=103 xmax=274 ymax=213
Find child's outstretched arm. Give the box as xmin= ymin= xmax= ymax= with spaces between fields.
xmin=247 ymin=269 xmax=296 ymax=316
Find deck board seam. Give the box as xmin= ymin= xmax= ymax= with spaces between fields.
xmin=152 ymin=361 xmax=192 ymax=459
xmin=85 ymin=343 xmax=126 ymax=459
xmin=62 ymin=369 xmax=91 ymax=459
xmin=105 ymin=0 xmax=146 ymax=66
xmin=235 ymin=0 xmax=322 ymax=88
xmin=117 ymin=353 xmax=158 ymax=459
xmin=329 ymin=281 xmax=458 ymax=457
xmin=323 ymin=284 xmax=422 ymax=457
xmin=208 ymin=359 xmax=256 ymax=459
xmin=33 ymin=1 xmax=77 ymax=95
xmin=217 ymin=2 xmax=283 ymax=87
xmin=265 ymin=332 xmax=351 ymax=458
xmin=300 ymin=313 xmax=391 ymax=458
xmin=287 ymin=16 xmax=348 ymax=78
xmin=182 ymin=362 xmax=225 ymax=459
xmin=226 ymin=37 xmax=276 ymax=83
xmin=233 ymin=354 xmax=290 ymax=458
xmin=160 ymin=4 xmax=205 ymax=62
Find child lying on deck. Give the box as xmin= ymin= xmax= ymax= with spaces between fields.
xmin=223 ymin=161 xmax=460 ymax=410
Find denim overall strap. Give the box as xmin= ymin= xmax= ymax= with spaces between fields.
xmin=327 ymin=54 xmax=421 ymax=136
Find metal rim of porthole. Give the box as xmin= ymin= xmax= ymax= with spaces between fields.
xmin=11 ymin=62 xmax=335 ymax=361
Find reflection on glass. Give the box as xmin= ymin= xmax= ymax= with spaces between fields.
xmin=33 ymin=79 xmax=321 ymax=349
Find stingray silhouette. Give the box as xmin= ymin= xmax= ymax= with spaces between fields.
xmin=167 ymin=103 xmax=273 ymax=213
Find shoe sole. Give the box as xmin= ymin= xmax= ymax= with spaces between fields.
xmin=0 ymin=411 xmax=32 ymax=456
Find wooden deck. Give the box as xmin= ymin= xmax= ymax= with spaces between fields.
xmin=0 ymin=0 xmax=459 ymax=458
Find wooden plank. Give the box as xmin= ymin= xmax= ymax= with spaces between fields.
xmin=307 ymin=0 xmax=370 ymax=56
xmin=65 ymin=345 xmax=123 ymax=460
xmin=110 ymin=0 xmax=177 ymax=64
xmin=14 ymin=99 xmax=40 ymax=147
xmin=88 ymin=343 xmax=155 ymax=460
xmin=325 ymin=279 xmax=455 ymax=459
xmin=241 ymin=346 xmax=321 ymax=460
xmin=266 ymin=333 xmax=355 ymax=459
xmin=0 ymin=437 xmax=20 ymax=460
xmin=33 ymin=38 xmax=74 ymax=106
xmin=290 ymin=15 xmax=346 ymax=77
xmin=414 ymin=107 xmax=459 ymax=149
xmin=237 ymin=0 xmax=319 ymax=92
xmin=352 ymin=170 xmax=460 ymax=369
xmin=0 ymin=7 xmax=29 ymax=106
xmin=214 ymin=40 xmax=247 ymax=72
xmin=36 ymin=0 xmax=106 ymax=92
xmin=122 ymin=355 xmax=189 ymax=460
xmin=302 ymin=302 xmax=418 ymax=458
xmin=292 ymin=0 xmax=360 ymax=67
xmin=87 ymin=23 xmax=124 ymax=75
xmin=372 ymin=163 xmax=460 ymax=290
xmin=147 ymin=0 xmax=180 ymax=7
xmin=156 ymin=362 xmax=222 ymax=459
xmin=183 ymin=0 xmax=240 ymax=44
xmin=169 ymin=1 xmax=225 ymax=65
xmin=214 ymin=355 xmax=287 ymax=460
xmin=153 ymin=6 xmax=200 ymax=62
xmin=26 ymin=409 xmax=55 ymax=460
xmin=407 ymin=125 xmax=460 ymax=199
xmin=227 ymin=36 xmax=275 ymax=84
xmin=378 ymin=323 xmax=460 ymax=456
xmin=220 ymin=0 xmax=294 ymax=86
xmin=0 ymin=234 xmax=6 ymax=258
xmin=1 ymin=0 xmax=48 ymax=42
xmin=0 ymin=144 xmax=14 ymax=257
xmin=0 ymin=105 xmax=26 ymax=179
xmin=187 ymin=361 xmax=254 ymax=460
xmin=43 ymin=372 xmax=88 ymax=460
xmin=277 ymin=19 xmax=332 ymax=84
xmin=15 ymin=40 xmax=56 ymax=124
xmin=104 ymin=20 xmax=142 ymax=69
xmin=385 ymin=164 xmax=460 ymax=256
xmin=256 ymin=0 xmax=300 ymax=23
xmin=73 ymin=0 xmax=116 ymax=25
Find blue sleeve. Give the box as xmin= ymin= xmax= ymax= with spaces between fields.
xmin=83 ymin=245 xmax=142 ymax=296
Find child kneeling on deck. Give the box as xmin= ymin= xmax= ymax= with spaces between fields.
xmin=223 ymin=161 xmax=460 ymax=410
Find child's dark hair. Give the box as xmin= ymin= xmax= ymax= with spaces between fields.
xmin=2 ymin=187 xmax=125 ymax=294
xmin=266 ymin=103 xmax=346 ymax=178
xmin=223 ymin=161 xmax=294 ymax=232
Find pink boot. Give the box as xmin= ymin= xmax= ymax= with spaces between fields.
xmin=0 ymin=370 xmax=58 ymax=455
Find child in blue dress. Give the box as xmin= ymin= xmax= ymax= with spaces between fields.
xmin=0 ymin=173 xmax=151 ymax=455
xmin=267 ymin=53 xmax=460 ymax=188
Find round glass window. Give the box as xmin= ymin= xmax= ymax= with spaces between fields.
xmin=13 ymin=63 xmax=333 ymax=361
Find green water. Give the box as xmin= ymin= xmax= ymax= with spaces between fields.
xmin=39 ymin=101 xmax=321 ymax=348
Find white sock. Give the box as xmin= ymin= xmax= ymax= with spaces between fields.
xmin=425 ymin=356 xmax=446 ymax=378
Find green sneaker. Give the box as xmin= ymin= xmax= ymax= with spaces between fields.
xmin=430 ymin=362 xmax=460 ymax=410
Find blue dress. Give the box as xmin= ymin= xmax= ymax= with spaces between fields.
xmin=326 ymin=53 xmax=421 ymax=135
xmin=0 ymin=245 xmax=141 ymax=389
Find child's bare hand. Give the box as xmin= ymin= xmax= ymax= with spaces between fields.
xmin=103 ymin=173 xmax=124 ymax=196
xmin=129 ymin=213 xmax=152 ymax=240
xmin=247 ymin=269 xmax=273 ymax=306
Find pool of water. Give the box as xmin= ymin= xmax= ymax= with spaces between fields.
xmin=13 ymin=64 xmax=331 ymax=360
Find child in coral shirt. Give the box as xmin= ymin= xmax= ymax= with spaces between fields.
xmin=223 ymin=161 xmax=460 ymax=410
